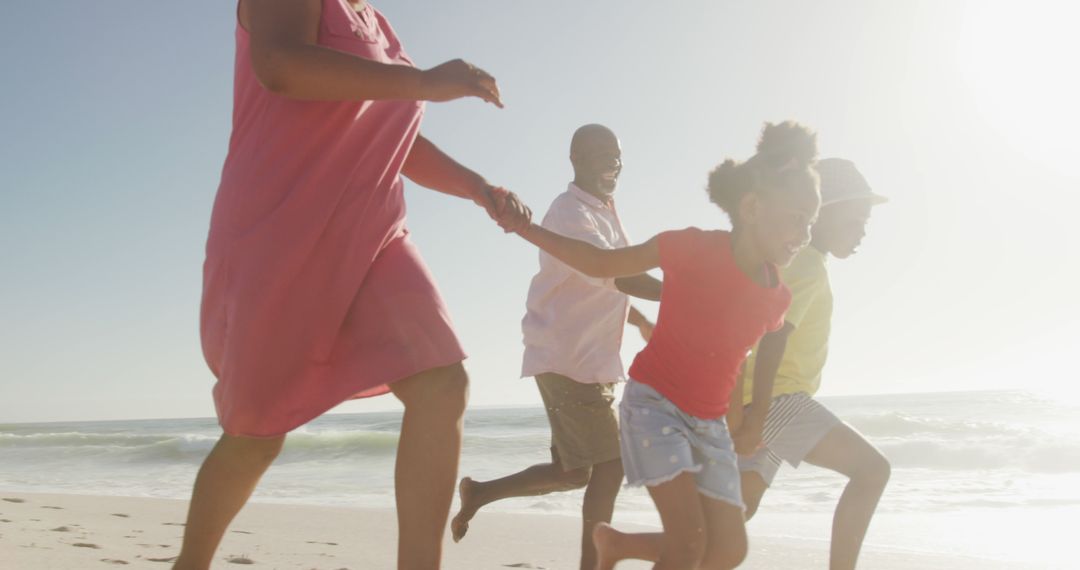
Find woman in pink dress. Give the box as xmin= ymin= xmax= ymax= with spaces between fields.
xmin=174 ymin=1 xmax=530 ymax=568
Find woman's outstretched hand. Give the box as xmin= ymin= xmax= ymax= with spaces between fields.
xmin=420 ymin=59 xmax=503 ymax=108
xmin=476 ymin=186 xmax=531 ymax=233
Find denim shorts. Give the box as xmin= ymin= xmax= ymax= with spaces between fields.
xmin=619 ymin=380 xmax=745 ymax=509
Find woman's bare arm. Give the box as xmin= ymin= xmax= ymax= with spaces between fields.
xmin=241 ymin=0 xmax=501 ymax=105
xmin=402 ymin=135 xmax=493 ymax=200
xmin=403 ymin=135 xmax=531 ymax=230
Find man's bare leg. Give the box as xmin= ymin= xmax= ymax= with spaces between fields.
xmin=390 ymin=362 xmax=470 ymax=570
xmin=579 ymin=457 xmax=623 ymax=570
xmin=452 ymin=448 xmax=591 ymax=541
xmin=804 ymin=423 xmax=890 ymax=570
xmin=173 ymin=434 xmax=285 ymax=570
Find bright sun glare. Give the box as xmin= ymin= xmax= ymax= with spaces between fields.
xmin=958 ymin=1 xmax=1080 ymax=177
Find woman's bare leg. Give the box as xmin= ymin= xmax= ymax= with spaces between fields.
xmin=390 ymin=362 xmax=470 ymax=570
xmin=172 ymin=434 xmax=285 ymax=570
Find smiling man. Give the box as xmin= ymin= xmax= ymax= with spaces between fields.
xmin=451 ymin=124 xmax=661 ymax=570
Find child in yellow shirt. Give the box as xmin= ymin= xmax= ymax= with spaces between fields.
xmin=730 ymin=158 xmax=890 ymax=570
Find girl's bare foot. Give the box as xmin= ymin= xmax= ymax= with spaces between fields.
xmin=592 ymin=522 xmax=621 ymax=570
xmin=450 ymin=477 xmax=477 ymax=542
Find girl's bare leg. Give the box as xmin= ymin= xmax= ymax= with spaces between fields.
xmin=390 ymin=362 xmax=469 ymax=570
xmin=173 ymin=434 xmax=285 ymax=570
xmin=593 ymin=523 xmax=663 ymax=570
xmin=593 ymin=471 xmax=705 ymax=570
xmin=697 ymin=495 xmax=748 ymax=570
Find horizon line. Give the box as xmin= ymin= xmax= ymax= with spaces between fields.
xmin=0 ymin=387 xmax=1040 ymax=427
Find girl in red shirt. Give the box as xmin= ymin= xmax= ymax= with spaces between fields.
xmin=516 ymin=122 xmax=821 ymax=569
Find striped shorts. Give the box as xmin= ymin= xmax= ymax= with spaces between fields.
xmin=737 ymin=392 xmax=840 ymax=486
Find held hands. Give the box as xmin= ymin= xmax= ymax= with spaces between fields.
xmin=418 ymin=61 xmax=520 ymax=226
xmin=420 ymin=59 xmax=503 ymax=108
xmin=475 ymin=185 xmax=532 ymax=233
xmin=732 ymin=410 xmax=765 ymax=456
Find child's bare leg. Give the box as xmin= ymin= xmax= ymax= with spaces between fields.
xmin=173 ymin=434 xmax=285 ymax=570
xmin=804 ymin=424 xmax=890 ymax=570
xmin=390 ymin=362 xmax=469 ymax=570
xmin=594 ymin=472 xmax=705 ymax=570
xmin=452 ymin=448 xmax=591 ymax=541
xmin=740 ymin=471 xmax=768 ymax=521
xmin=592 ymin=523 xmax=663 ymax=570
xmin=697 ymin=495 xmax=748 ymax=570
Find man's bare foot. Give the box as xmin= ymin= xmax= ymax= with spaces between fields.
xmin=592 ymin=522 xmax=621 ymax=570
xmin=450 ymin=477 xmax=478 ymax=542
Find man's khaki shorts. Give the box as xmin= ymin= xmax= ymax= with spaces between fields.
xmin=535 ymin=372 xmax=621 ymax=471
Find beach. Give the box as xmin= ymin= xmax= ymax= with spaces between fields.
xmin=3 ymin=390 xmax=1077 ymax=568
xmin=3 ymin=0 xmax=1078 ymax=566
xmin=0 ymin=492 xmax=1036 ymax=569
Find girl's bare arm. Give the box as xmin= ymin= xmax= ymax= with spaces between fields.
xmin=517 ymin=224 xmax=661 ymax=278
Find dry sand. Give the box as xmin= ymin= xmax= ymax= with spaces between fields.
xmin=0 ymin=492 xmax=1026 ymax=569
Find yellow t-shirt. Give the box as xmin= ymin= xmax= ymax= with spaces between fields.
xmin=743 ymin=246 xmax=831 ymax=404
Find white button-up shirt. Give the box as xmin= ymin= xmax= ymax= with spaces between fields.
xmin=521 ymin=183 xmax=632 ymax=383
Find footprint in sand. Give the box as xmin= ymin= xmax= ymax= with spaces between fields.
xmin=42 ymin=505 xmax=64 ymax=510
xmin=503 ymin=564 xmax=546 ymax=569
xmin=305 ymin=540 xmax=339 ymax=546
xmin=73 ymin=543 xmax=102 ymax=549
xmin=51 ymin=526 xmax=73 ymax=532
xmin=111 ymin=513 xmax=130 ymax=518
xmin=1 ymin=519 xmax=12 ymax=523
xmin=100 ymin=559 xmax=129 ymax=565
xmin=146 ymin=555 xmax=178 ymax=563
xmin=225 ymin=555 xmax=255 ymax=564
xmin=162 ymin=522 xmax=185 ymax=527
xmin=230 ymin=530 xmax=253 ymax=534
xmin=3 ymin=498 xmax=26 ymax=503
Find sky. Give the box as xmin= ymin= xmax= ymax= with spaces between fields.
xmin=1 ymin=0 xmax=1077 ymax=423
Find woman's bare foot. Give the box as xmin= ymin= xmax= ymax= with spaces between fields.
xmin=592 ymin=522 xmax=621 ymax=570
xmin=450 ymin=477 xmax=478 ymax=542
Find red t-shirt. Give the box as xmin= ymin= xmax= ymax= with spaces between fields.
xmin=628 ymin=228 xmax=791 ymax=419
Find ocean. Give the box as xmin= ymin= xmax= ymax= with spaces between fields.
xmin=3 ymin=390 xmax=1078 ymax=567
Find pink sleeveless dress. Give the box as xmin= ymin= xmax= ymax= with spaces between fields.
xmin=201 ymin=0 xmax=466 ymax=437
